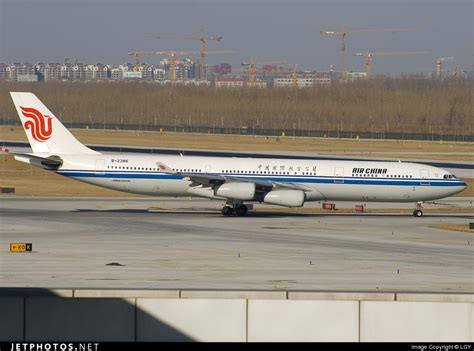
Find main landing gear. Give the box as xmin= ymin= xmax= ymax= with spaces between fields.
xmin=412 ymin=202 xmax=423 ymax=217
xmin=221 ymin=203 xmax=248 ymax=216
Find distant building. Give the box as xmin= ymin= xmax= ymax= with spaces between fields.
xmin=347 ymin=71 xmax=367 ymax=80
xmin=7 ymin=63 xmax=36 ymax=81
xmin=153 ymin=68 xmax=166 ymax=81
xmin=60 ymin=64 xmax=73 ymax=80
xmin=213 ymin=63 xmax=232 ymax=76
xmin=314 ymin=70 xmax=341 ymax=81
xmin=110 ymin=65 xmax=134 ymax=80
xmin=196 ymin=62 xmax=214 ymax=81
xmin=57 ymin=63 xmax=87 ymax=80
xmin=84 ymin=64 xmax=110 ymax=80
xmin=0 ymin=63 xmax=9 ymax=80
xmin=123 ymin=71 xmax=143 ymax=79
xmin=247 ymin=80 xmax=267 ymax=88
xmin=179 ymin=79 xmax=210 ymax=86
xmin=16 ymin=74 xmax=38 ymax=82
xmin=215 ymin=77 xmax=246 ymax=88
xmin=175 ymin=65 xmax=189 ymax=81
xmin=274 ymin=77 xmax=331 ymax=88
xmin=35 ymin=63 xmax=61 ymax=81
xmin=110 ymin=67 xmax=123 ymax=80
xmin=138 ymin=65 xmax=154 ymax=80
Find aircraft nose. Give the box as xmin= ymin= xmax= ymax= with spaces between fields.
xmin=447 ymin=180 xmax=468 ymax=197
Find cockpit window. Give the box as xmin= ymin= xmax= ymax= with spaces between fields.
xmin=443 ymin=174 xmax=456 ymax=179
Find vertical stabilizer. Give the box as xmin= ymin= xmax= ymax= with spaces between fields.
xmin=10 ymin=92 xmax=98 ymax=154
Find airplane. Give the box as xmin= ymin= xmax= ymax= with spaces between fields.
xmin=9 ymin=92 xmax=467 ymax=217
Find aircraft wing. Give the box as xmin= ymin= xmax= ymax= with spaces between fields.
xmin=157 ymin=162 xmax=311 ymax=191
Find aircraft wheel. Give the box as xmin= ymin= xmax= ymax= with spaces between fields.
xmin=235 ymin=204 xmax=248 ymax=217
xmin=413 ymin=209 xmax=423 ymax=217
xmin=221 ymin=206 xmax=234 ymax=216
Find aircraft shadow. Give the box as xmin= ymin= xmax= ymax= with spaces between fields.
xmin=0 ymin=287 xmax=194 ymax=342
xmin=74 ymin=209 xmax=473 ymax=219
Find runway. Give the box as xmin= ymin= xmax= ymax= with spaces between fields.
xmin=1 ymin=196 xmax=473 ymax=292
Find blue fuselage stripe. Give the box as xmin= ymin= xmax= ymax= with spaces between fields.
xmin=56 ymin=170 xmax=465 ymax=187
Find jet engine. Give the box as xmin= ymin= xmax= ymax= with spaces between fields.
xmin=215 ymin=182 xmax=256 ymax=200
xmin=263 ymin=189 xmax=305 ymax=207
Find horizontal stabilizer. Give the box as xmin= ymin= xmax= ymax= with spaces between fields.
xmin=14 ymin=153 xmax=63 ymax=170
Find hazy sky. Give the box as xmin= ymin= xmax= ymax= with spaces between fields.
xmin=0 ymin=0 xmax=472 ymax=74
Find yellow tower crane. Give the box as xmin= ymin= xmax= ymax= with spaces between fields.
xmin=291 ymin=64 xmax=300 ymax=87
xmin=129 ymin=50 xmax=230 ymax=83
xmin=145 ymin=30 xmax=223 ymax=80
xmin=241 ymin=59 xmax=288 ymax=83
xmin=320 ymin=26 xmax=415 ymax=80
xmin=352 ymin=50 xmax=429 ymax=79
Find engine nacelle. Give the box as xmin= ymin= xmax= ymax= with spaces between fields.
xmin=215 ymin=182 xmax=256 ymax=201
xmin=264 ymin=190 xmax=305 ymax=207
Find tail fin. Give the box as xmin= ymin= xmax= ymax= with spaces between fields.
xmin=10 ymin=92 xmax=98 ymax=154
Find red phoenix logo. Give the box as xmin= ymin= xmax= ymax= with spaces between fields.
xmin=20 ymin=106 xmax=53 ymax=142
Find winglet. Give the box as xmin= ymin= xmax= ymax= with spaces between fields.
xmin=157 ymin=162 xmax=176 ymax=174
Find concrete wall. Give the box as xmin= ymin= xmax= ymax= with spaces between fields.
xmin=1 ymin=289 xmax=473 ymax=342
xmin=361 ymin=301 xmax=473 ymax=342
xmin=248 ymin=300 xmax=359 ymax=341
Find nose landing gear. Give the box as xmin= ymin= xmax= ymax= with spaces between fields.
xmin=413 ymin=202 xmax=423 ymax=217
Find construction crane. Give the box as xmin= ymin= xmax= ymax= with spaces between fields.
xmin=145 ymin=30 xmax=223 ymax=80
xmin=291 ymin=64 xmax=300 ymax=87
xmin=435 ymin=57 xmax=454 ymax=79
xmin=129 ymin=50 xmax=230 ymax=82
xmin=352 ymin=50 xmax=429 ymax=79
xmin=241 ymin=59 xmax=288 ymax=83
xmin=320 ymin=26 xmax=415 ymax=80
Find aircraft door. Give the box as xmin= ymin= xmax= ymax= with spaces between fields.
xmin=205 ymin=164 xmax=212 ymax=174
xmin=334 ymin=167 xmax=344 ymax=183
xmin=95 ymin=159 xmax=105 ymax=175
xmin=420 ymin=169 xmax=430 ymax=186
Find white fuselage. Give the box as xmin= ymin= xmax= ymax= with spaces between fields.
xmin=54 ymin=153 xmax=466 ymax=203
